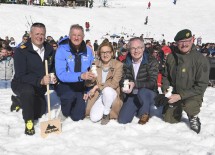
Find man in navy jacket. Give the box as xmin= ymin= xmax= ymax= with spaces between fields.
xmin=11 ymin=23 xmax=56 ymax=135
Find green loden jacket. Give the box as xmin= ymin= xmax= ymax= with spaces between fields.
xmin=162 ymin=44 xmax=210 ymax=100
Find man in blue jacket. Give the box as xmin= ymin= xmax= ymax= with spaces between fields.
xmin=11 ymin=23 xmax=57 ymax=135
xmin=55 ymin=24 xmax=95 ymax=121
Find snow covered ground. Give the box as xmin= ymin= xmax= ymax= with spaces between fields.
xmin=0 ymin=0 xmax=215 ymax=154
xmin=0 ymin=0 xmax=215 ymax=44
xmin=0 ymin=81 xmax=215 ymax=154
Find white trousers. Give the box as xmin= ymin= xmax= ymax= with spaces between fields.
xmin=90 ymin=87 xmax=117 ymax=122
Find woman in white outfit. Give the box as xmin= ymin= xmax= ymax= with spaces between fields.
xmin=85 ymin=40 xmax=123 ymax=125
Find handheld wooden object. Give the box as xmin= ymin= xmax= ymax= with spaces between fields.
xmin=40 ymin=60 xmax=61 ymax=138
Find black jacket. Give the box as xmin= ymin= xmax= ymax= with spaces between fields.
xmin=12 ymin=39 xmax=55 ymax=88
xmin=121 ymin=51 xmax=159 ymax=92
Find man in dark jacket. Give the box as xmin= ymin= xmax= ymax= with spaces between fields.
xmin=11 ymin=23 xmax=57 ymax=135
xmin=161 ymin=29 xmax=210 ymax=134
xmin=118 ymin=37 xmax=158 ymax=125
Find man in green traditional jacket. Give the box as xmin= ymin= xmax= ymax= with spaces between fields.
xmin=162 ymin=29 xmax=210 ymax=134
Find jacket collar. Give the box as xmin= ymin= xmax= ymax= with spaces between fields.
xmin=24 ymin=39 xmax=53 ymax=61
xmin=96 ymin=59 xmax=115 ymax=84
xmin=97 ymin=59 xmax=114 ymax=70
xmin=125 ymin=50 xmax=149 ymax=65
xmin=69 ymin=39 xmax=87 ymax=55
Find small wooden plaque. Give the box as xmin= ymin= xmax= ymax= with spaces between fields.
xmin=40 ymin=119 xmax=61 ymax=138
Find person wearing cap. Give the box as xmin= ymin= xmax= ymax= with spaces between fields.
xmin=162 ymin=45 xmax=172 ymax=58
xmin=161 ymin=29 xmax=210 ymax=134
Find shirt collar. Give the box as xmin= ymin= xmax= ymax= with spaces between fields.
xmin=132 ymin=56 xmax=143 ymax=64
xmin=32 ymin=43 xmax=44 ymax=52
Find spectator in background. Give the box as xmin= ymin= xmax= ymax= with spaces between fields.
xmin=93 ymin=40 xmax=99 ymax=59
xmin=151 ymin=46 xmax=163 ymax=94
xmin=162 ymin=45 xmax=172 ymax=62
xmin=17 ymin=34 xmax=29 ymax=48
xmin=93 ymin=40 xmax=99 ymax=52
xmin=5 ymin=36 xmax=10 ymax=45
xmin=85 ymin=22 xmax=90 ymax=32
xmin=86 ymin=39 xmax=93 ymax=50
xmin=201 ymin=43 xmax=210 ymax=56
xmin=6 ymin=46 xmax=14 ymax=57
xmin=1 ymin=41 xmax=8 ymax=48
xmin=145 ymin=42 xmax=152 ymax=53
xmin=140 ymin=34 xmax=144 ymax=40
xmin=49 ymin=40 xmax=58 ymax=52
xmin=89 ymin=0 xmax=94 ymax=8
xmin=103 ymin=0 xmax=107 ymax=7
xmin=118 ymin=36 xmax=125 ymax=49
xmin=154 ymin=46 xmax=171 ymax=93
xmin=117 ymin=47 xmax=128 ymax=63
xmin=196 ymin=36 xmax=202 ymax=46
xmin=169 ymin=42 xmax=177 ymax=52
xmin=9 ymin=37 xmax=16 ymax=48
xmin=86 ymin=39 xmax=94 ymax=56
xmin=151 ymin=46 xmax=160 ymax=60
xmin=196 ymin=44 xmax=201 ymax=53
xmin=0 ymin=47 xmax=14 ymax=80
xmin=208 ymin=43 xmax=215 ymax=57
xmin=46 ymin=36 xmax=54 ymax=43
xmin=144 ymin=16 xmax=148 ymax=25
xmin=147 ymin=1 xmax=151 ymax=9
xmin=27 ymin=0 xmax=31 ymax=5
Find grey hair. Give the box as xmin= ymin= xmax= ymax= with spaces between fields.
xmin=69 ymin=24 xmax=84 ymax=36
xmin=127 ymin=37 xmax=145 ymax=49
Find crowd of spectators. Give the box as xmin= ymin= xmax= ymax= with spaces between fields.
xmin=0 ymin=0 xmax=95 ymax=7
xmin=0 ymin=32 xmax=215 ymax=86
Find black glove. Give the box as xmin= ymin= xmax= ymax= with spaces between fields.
xmin=154 ymin=94 xmax=169 ymax=107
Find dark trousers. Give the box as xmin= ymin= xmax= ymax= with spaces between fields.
xmin=11 ymin=81 xmax=46 ymax=122
xmin=163 ymin=97 xmax=202 ymax=123
xmin=118 ymin=88 xmax=156 ymax=124
xmin=56 ymin=83 xmax=86 ymax=121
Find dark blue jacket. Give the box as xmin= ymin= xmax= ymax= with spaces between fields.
xmin=12 ymin=40 xmax=55 ymax=88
